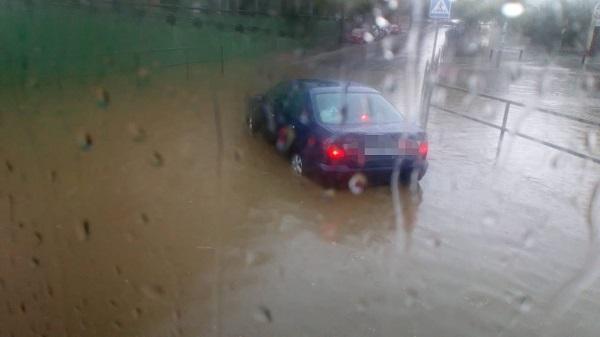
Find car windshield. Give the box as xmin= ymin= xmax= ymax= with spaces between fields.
xmin=315 ymin=92 xmax=404 ymax=125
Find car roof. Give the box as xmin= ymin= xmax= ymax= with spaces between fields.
xmin=289 ymin=79 xmax=380 ymax=94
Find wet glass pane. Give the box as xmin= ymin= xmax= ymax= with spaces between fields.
xmin=1 ymin=1 xmax=600 ymax=337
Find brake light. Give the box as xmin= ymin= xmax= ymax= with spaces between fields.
xmin=326 ymin=144 xmax=346 ymax=160
xmin=418 ymin=141 xmax=428 ymax=158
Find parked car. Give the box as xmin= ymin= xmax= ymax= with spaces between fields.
xmin=370 ymin=24 xmax=387 ymax=40
xmin=389 ymin=24 xmax=401 ymax=35
xmin=246 ymin=79 xmax=428 ymax=189
xmin=348 ymin=27 xmax=370 ymax=44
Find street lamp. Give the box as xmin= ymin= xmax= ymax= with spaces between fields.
xmin=496 ymin=1 xmax=525 ymax=67
xmin=501 ymin=1 xmax=524 ymax=19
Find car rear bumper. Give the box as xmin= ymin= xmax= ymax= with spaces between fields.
xmin=316 ymin=159 xmax=428 ymax=180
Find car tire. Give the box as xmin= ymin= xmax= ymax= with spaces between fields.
xmin=348 ymin=173 xmax=368 ymax=195
xmin=290 ymin=153 xmax=304 ymax=176
xmin=246 ymin=114 xmax=258 ymax=134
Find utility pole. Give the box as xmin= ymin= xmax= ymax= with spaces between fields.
xmin=430 ymin=22 xmax=440 ymax=63
xmin=496 ymin=21 xmax=508 ymax=68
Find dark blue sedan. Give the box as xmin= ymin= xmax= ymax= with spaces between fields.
xmin=246 ymin=79 xmax=428 ymax=189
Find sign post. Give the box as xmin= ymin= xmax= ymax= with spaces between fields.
xmin=422 ymin=0 xmax=452 ymax=130
xmin=429 ymin=0 xmax=452 ymax=63
xmin=587 ymin=2 xmax=600 ymax=57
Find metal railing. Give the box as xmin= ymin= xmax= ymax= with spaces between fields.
xmin=422 ymin=82 xmax=600 ymax=165
xmin=0 ymin=45 xmax=228 ymax=89
xmin=489 ymin=47 xmax=524 ymax=66
xmin=45 ymin=0 xmax=344 ymax=21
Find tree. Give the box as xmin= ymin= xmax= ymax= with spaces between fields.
xmin=452 ymin=0 xmax=506 ymax=26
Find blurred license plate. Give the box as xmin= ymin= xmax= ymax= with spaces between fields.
xmin=365 ymin=147 xmax=401 ymax=155
xmin=398 ymin=139 xmax=418 ymax=153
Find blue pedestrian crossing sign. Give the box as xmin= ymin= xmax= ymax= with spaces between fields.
xmin=430 ymin=0 xmax=452 ymax=20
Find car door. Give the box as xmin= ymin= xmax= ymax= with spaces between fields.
xmin=264 ymin=82 xmax=289 ymax=140
xmin=283 ymin=86 xmax=312 ymax=153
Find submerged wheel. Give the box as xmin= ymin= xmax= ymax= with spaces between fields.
xmin=246 ymin=114 xmax=257 ymax=134
xmin=348 ymin=173 xmax=368 ymax=195
xmin=290 ymin=153 xmax=303 ymax=176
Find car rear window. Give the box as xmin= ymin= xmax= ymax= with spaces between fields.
xmin=314 ymin=92 xmax=405 ymax=125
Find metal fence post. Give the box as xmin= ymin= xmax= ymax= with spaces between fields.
xmin=495 ymin=49 xmax=503 ymax=68
xmin=133 ymin=52 xmax=140 ymax=72
xmin=184 ymin=49 xmax=190 ymax=80
xmin=220 ymin=45 xmax=224 ymax=76
xmin=430 ymin=22 xmax=440 ymax=64
xmin=496 ymin=102 xmax=511 ymax=159
xmin=423 ymin=85 xmax=433 ymax=128
xmin=420 ymin=61 xmax=430 ymax=110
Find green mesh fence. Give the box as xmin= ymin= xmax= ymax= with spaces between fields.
xmin=0 ymin=0 xmax=340 ymax=87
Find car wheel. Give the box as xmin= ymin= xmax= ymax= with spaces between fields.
xmin=348 ymin=173 xmax=368 ymax=195
xmin=290 ymin=153 xmax=303 ymax=176
xmin=246 ymin=114 xmax=257 ymax=134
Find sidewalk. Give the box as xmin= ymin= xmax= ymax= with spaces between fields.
xmin=445 ymin=43 xmax=600 ymax=74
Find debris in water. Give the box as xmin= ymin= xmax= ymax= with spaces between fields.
xmin=128 ymin=123 xmax=147 ymax=142
xmin=518 ymin=295 xmax=532 ymax=313
xmin=140 ymin=284 xmax=166 ymax=300
xmin=76 ymin=220 xmax=91 ymax=241
xmin=254 ymin=305 xmax=272 ymax=323
xmin=132 ymin=307 xmax=143 ymax=318
xmin=94 ymin=87 xmax=110 ymax=109
xmin=427 ymin=236 xmax=442 ymax=248
xmin=113 ymin=320 xmax=123 ymax=329
xmin=151 ymin=151 xmax=164 ymax=167
xmin=233 ymin=149 xmax=243 ymax=162
xmin=78 ymin=132 xmax=93 ymax=151
xmin=34 ymin=231 xmax=43 ymax=246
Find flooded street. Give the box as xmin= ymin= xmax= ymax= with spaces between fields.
xmin=2 ymin=13 xmax=600 ymax=337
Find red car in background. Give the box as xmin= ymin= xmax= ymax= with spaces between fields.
xmin=389 ymin=24 xmax=401 ymax=35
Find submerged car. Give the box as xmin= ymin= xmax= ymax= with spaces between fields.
xmin=246 ymin=79 xmax=428 ymax=189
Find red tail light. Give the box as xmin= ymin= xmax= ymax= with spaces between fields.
xmin=418 ymin=141 xmax=429 ymax=158
xmin=326 ymin=144 xmax=346 ymax=160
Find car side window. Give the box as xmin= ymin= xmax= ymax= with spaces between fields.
xmin=284 ymin=86 xmax=305 ymax=119
xmin=268 ymin=83 xmax=289 ymax=112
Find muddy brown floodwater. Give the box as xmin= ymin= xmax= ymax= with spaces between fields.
xmin=2 ymin=35 xmax=600 ymax=337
